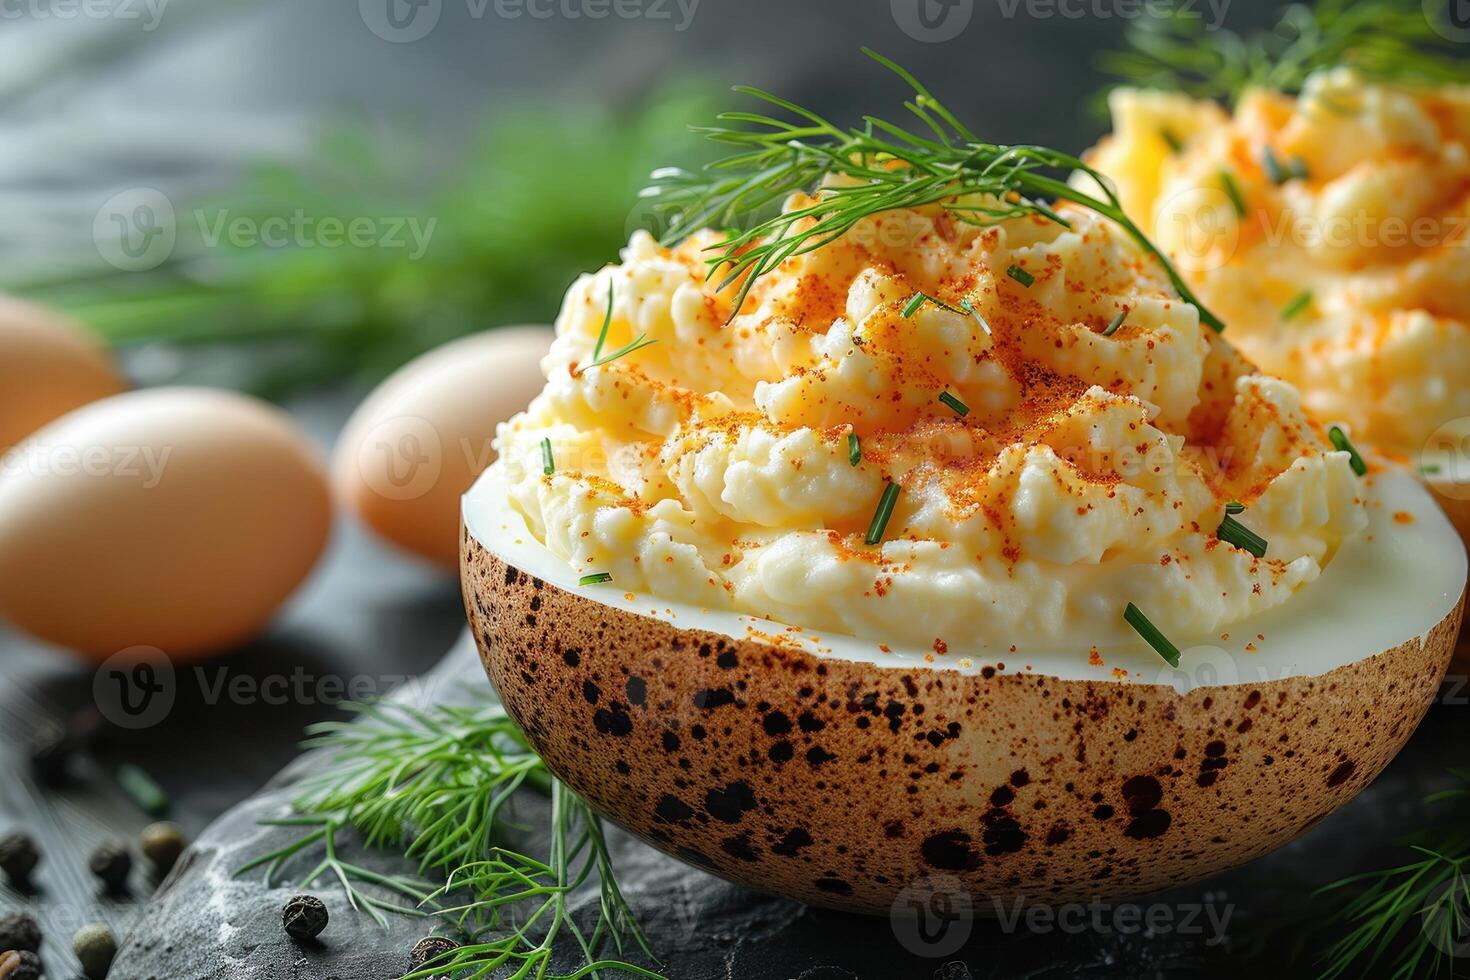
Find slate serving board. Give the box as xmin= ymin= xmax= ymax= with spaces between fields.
xmin=100 ymin=631 xmax=1469 ymax=980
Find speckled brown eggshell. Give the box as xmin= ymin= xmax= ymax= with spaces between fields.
xmin=463 ymin=527 xmax=1462 ymax=914
xmin=1427 ymin=479 xmax=1470 ymax=671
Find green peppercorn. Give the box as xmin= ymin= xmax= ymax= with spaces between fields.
xmin=0 ymin=913 xmax=40 ymax=953
xmin=88 ymin=841 xmax=132 ymax=893
xmin=73 ymin=923 xmax=117 ymax=979
xmin=0 ymin=949 xmax=42 ymax=980
xmin=409 ymin=935 xmax=458 ymax=969
xmin=0 ymin=832 xmax=39 ymax=887
xmin=139 ymin=822 xmax=186 ymax=876
xmin=281 ymin=895 xmax=327 ymax=941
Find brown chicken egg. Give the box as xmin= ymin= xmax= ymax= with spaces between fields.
xmin=0 ymin=294 xmax=126 ymax=454
xmin=333 ymin=327 xmax=553 ymax=569
xmin=0 ymin=388 xmax=331 ymax=659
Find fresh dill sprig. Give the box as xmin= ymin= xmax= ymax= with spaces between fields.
xmin=1100 ymin=0 xmax=1470 ymax=106
xmin=237 ymin=701 xmax=657 ymax=980
xmin=586 ymin=283 xmax=658 ymax=372
xmin=642 ymin=48 xmax=1224 ymax=332
xmin=410 ymin=782 xmax=660 ymax=980
xmin=1312 ymin=769 xmax=1470 ymax=980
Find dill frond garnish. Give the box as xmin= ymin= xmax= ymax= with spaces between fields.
xmin=237 ymin=702 xmax=657 ymax=980
xmin=1100 ymin=0 xmax=1470 ymax=106
xmin=586 ymin=282 xmax=658 ymax=372
xmin=1312 ymin=769 xmax=1470 ymax=980
xmin=641 ymin=48 xmax=1224 ymax=332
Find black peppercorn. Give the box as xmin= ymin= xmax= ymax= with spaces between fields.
xmin=0 ymin=832 xmax=39 ymax=886
xmin=409 ymin=935 xmax=458 ymax=969
xmin=27 ymin=723 xmax=75 ymax=785
xmin=88 ymin=840 xmax=132 ymax=893
xmin=0 ymin=913 xmax=41 ymax=953
xmin=73 ymin=923 xmax=117 ymax=979
xmin=139 ymin=822 xmax=187 ymax=876
xmin=0 ymin=949 xmax=42 ymax=980
xmin=281 ymin=895 xmax=327 ymax=941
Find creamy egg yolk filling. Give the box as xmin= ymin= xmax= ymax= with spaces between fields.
xmin=495 ymin=199 xmax=1366 ymax=656
xmin=1084 ymin=69 xmax=1470 ymax=463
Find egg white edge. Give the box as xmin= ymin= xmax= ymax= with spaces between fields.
xmin=464 ymin=464 xmax=1466 ymax=687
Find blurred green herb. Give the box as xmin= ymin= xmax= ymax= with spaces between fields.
xmin=1312 ymin=770 xmax=1470 ymax=980
xmin=1099 ymin=0 xmax=1470 ymax=107
xmin=12 ymin=88 xmax=713 ymax=399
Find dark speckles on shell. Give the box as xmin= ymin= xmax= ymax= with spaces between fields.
xmin=720 ymin=834 xmax=759 ymax=862
xmin=693 ymin=688 xmax=735 ymax=710
xmin=772 ymin=827 xmax=814 ymax=857
xmin=654 ymin=795 xmax=693 ymax=824
xmin=704 ymin=782 xmax=757 ymax=824
xmin=922 ymin=831 xmax=981 ymax=872
xmin=463 ymin=525 xmax=1462 ymax=914
xmin=593 ymin=707 xmax=632 ymax=737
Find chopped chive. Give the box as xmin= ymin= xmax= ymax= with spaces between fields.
xmin=865 ymin=482 xmax=902 ymax=546
xmin=848 ymin=431 xmax=862 ymax=467
xmin=1423 ymin=462 xmax=1443 ymax=476
xmin=959 ymin=299 xmax=992 ymax=335
xmin=1103 ymin=310 xmax=1127 ymax=337
xmin=1006 ymin=264 xmax=1035 ymax=288
xmin=1329 ymin=425 xmax=1368 ymax=476
xmin=1280 ymin=290 xmax=1312 ymax=321
xmin=1225 ymin=500 xmax=1245 ymax=514
xmin=579 ymin=572 xmax=613 ymax=586
xmin=1262 ymin=146 xmax=1289 ymax=185
xmin=116 ymin=763 xmax=170 ymax=816
xmin=1124 ymin=602 xmax=1181 ymax=668
xmin=1289 ymin=156 xmax=1310 ymax=181
xmin=1217 ymin=514 xmax=1268 ymax=558
xmin=1161 ymin=128 xmax=1183 ymax=154
xmin=938 ymin=391 xmax=970 ymax=417
xmin=904 ymin=292 xmax=971 ymax=318
xmin=1220 ymin=171 xmax=1247 ymax=218
xmin=541 ymin=438 xmax=555 ymax=475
